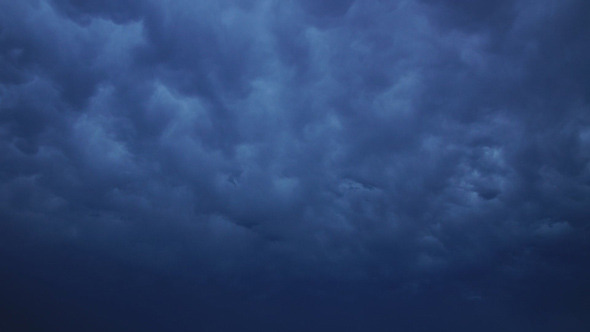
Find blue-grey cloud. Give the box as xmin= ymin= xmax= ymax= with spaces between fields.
xmin=1 ymin=0 xmax=589 ymax=331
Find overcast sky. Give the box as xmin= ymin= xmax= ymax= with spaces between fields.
xmin=1 ymin=0 xmax=589 ymax=331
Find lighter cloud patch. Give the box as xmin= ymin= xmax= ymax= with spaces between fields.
xmin=534 ymin=220 xmax=573 ymax=239
xmin=93 ymin=19 xmax=146 ymax=71
xmin=153 ymin=82 xmax=211 ymax=139
xmin=445 ymin=30 xmax=490 ymax=72
xmin=74 ymin=115 xmax=131 ymax=168
xmin=419 ymin=234 xmax=446 ymax=251
xmin=416 ymin=253 xmax=446 ymax=272
xmin=74 ymin=86 xmax=133 ymax=171
xmin=304 ymin=27 xmax=334 ymax=76
xmin=373 ymin=71 xmax=421 ymax=119
xmin=273 ymin=176 xmax=299 ymax=199
xmin=21 ymin=1 xmax=145 ymax=71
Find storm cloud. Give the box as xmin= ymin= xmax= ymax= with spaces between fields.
xmin=1 ymin=0 xmax=589 ymax=331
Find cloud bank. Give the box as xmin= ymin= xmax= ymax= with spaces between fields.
xmin=1 ymin=0 xmax=589 ymax=331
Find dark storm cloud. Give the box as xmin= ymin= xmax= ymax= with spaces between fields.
xmin=1 ymin=0 xmax=589 ymax=331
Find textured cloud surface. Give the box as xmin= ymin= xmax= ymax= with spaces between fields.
xmin=1 ymin=0 xmax=589 ymax=331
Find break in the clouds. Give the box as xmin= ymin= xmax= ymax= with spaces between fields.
xmin=1 ymin=0 xmax=589 ymax=331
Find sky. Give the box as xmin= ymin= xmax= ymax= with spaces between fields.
xmin=1 ymin=0 xmax=589 ymax=331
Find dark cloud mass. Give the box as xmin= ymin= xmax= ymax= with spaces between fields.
xmin=1 ymin=0 xmax=589 ymax=331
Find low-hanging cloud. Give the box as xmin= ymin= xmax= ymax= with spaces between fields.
xmin=1 ymin=0 xmax=589 ymax=331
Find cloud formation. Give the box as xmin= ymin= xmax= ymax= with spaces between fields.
xmin=1 ymin=0 xmax=589 ymax=331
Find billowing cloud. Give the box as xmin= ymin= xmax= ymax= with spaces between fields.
xmin=1 ymin=0 xmax=589 ymax=331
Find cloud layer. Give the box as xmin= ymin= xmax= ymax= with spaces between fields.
xmin=1 ymin=0 xmax=589 ymax=331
